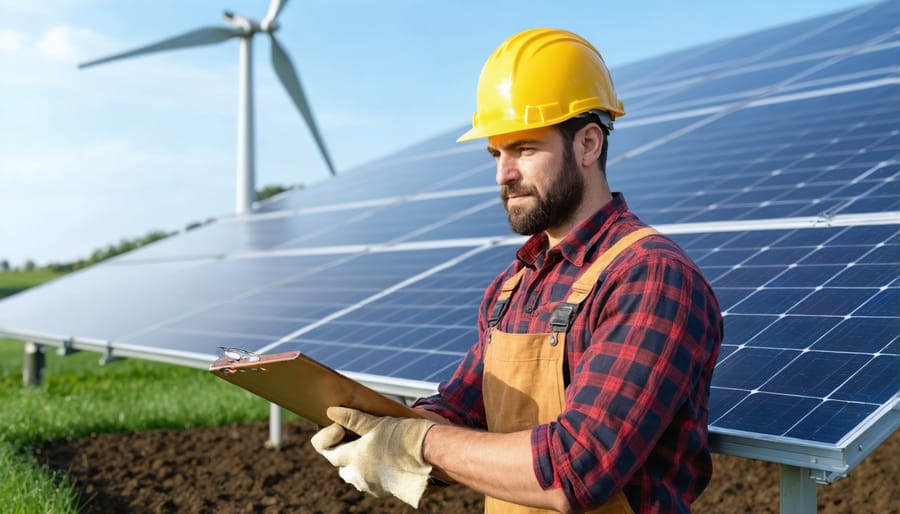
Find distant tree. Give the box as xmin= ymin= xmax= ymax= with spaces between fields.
xmin=49 ymin=261 xmax=75 ymax=272
xmin=58 ymin=230 xmax=179 ymax=270
xmin=185 ymin=218 xmax=216 ymax=231
xmin=141 ymin=231 xmax=173 ymax=246
xmin=256 ymin=184 xmax=303 ymax=202
xmin=0 ymin=260 xmax=8 ymax=272
xmin=32 ymin=226 xmax=183 ymax=274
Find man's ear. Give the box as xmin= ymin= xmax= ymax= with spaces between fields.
xmin=579 ymin=123 xmax=604 ymax=168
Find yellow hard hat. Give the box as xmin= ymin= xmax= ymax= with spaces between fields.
xmin=457 ymin=28 xmax=625 ymax=143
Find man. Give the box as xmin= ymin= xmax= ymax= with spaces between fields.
xmin=312 ymin=28 xmax=722 ymax=513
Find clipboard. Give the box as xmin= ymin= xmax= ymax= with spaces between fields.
xmin=208 ymin=349 xmax=426 ymax=427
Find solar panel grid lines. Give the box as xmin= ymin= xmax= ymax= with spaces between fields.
xmin=250 ymin=195 xmax=400 ymax=220
xmin=624 ymin=1 xmax=882 ymax=115
xmin=355 ymin=194 xmax=499 ymax=247
xmin=698 ymin=221 xmax=898 ymax=444
xmin=254 ymin=243 xmax=498 ymax=355
xmin=624 ymin=40 xmax=900 ymax=119
xmin=268 ymin=244 xmax=520 ymax=382
xmin=620 ymin=73 xmax=898 ymax=154
xmin=121 ymin=247 xmax=480 ymax=357
xmin=113 ymin=252 xmax=367 ymax=345
xmin=634 ymin=47 xmax=900 ymax=117
xmin=226 ymin=185 xmax=501 ymax=243
xmin=277 ymin=201 xmax=390 ymax=246
xmin=117 ymin=189 xmax=502 ymax=263
xmin=610 ymin=49 xmax=896 ymax=172
xmin=623 ymin=1 xmax=886 ymax=95
xmin=256 ymin=193 xmax=497 ymax=248
xmin=612 ymin=29 xmax=744 ymax=92
xmin=251 ymin=141 xmax=492 ymax=214
xmin=672 ymin=4 xmax=896 ymax=94
xmin=610 ymin=89 xmax=899 ymax=225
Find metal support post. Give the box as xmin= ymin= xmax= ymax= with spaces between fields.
xmin=780 ymin=464 xmax=817 ymax=514
xmin=267 ymin=402 xmax=283 ymax=448
xmin=23 ymin=341 xmax=45 ymax=387
xmin=57 ymin=337 xmax=77 ymax=356
xmin=99 ymin=343 xmax=124 ymax=365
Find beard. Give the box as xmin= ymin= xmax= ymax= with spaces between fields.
xmin=500 ymin=146 xmax=584 ymax=236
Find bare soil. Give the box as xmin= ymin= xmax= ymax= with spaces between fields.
xmin=35 ymin=420 xmax=898 ymax=513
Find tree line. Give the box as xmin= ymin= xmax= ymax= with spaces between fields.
xmin=1 ymin=184 xmax=300 ymax=273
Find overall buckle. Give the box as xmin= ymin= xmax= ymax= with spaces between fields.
xmin=550 ymin=303 xmax=576 ymax=333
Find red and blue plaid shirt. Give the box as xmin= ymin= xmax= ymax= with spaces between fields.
xmin=414 ymin=194 xmax=723 ymax=512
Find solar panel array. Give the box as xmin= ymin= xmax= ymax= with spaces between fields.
xmin=1 ymin=0 xmax=897 ymax=476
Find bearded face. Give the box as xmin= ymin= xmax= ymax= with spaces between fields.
xmin=500 ymin=142 xmax=584 ymax=235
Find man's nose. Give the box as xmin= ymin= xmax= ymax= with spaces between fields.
xmin=495 ymin=154 xmax=520 ymax=186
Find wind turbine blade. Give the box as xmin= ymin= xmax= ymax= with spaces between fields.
xmin=262 ymin=0 xmax=289 ymax=28
xmin=79 ymin=27 xmax=241 ymax=69
xmin=270 ymin=35 xmax=337 ymax=176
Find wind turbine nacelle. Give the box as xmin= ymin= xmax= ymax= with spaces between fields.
xmin=261 ymin=19 xmax=281 ymax=32
xmin=223 ymin=11 xmax=258 ymax=34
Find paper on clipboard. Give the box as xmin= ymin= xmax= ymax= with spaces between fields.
xmin=208 ymin=349 xmax=426 ymax=427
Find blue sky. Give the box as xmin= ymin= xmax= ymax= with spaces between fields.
xmin=0 ymin=0 xmax=874 ymax=267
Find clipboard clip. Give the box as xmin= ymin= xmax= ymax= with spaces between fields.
xmin=217 ymin=346 xmax=261 ymax=363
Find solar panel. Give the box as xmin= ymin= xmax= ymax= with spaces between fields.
xmin=614 ymin=87 xmax=899 ymax=224
xmin=686 ymin=224 xmax=899 ymax=447
xmin=252 ymin=140 xmax=491 ymax=214
xmin=1 ymin=1 xmax=897 ymax=507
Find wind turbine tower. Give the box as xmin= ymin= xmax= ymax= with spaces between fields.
xmin=79 ymin=0 xmax=336 ymax=214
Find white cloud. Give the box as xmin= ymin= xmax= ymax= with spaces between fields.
xmin=37 ymin=24 xmax=107 ymax=63
xmin=0 ymin=29 xmax=26 ymax=54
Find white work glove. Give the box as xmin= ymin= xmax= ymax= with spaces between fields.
xmin=310 ymin=406 xmax=437 ymax=508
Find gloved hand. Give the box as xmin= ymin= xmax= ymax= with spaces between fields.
xmin=310 ymin=406 xmax=437 ymax=508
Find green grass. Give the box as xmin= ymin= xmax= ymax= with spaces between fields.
xmin=0 ymin=338 xmax=280 ymax=512
xmin=0 ymin=442 xmax=80 ymax=514
xmin=0 ymin=270 xmax=67 ymax=299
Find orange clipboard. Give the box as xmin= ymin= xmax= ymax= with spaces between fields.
xmin=208 ymin=349 xmax=426 ymax=427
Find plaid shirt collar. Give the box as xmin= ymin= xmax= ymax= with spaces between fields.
xmin=515 ymin=193 xmax=630 ymax=268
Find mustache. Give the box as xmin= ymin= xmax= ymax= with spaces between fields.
xmin=500 ymin=184 xmax=537 ymax=202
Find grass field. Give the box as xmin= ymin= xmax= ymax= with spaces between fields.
xmin=0 ymin=270 xmax=67 ymax=299
xmin=0 ymin=271 xmax=279 ymax=512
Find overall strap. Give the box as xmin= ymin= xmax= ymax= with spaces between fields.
xmin=550 ymin=227 xmax=660 ymax=333
xmin=488 ymin=267 xmax=528 ymax=327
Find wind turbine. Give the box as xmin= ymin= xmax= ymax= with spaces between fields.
xmin=78 ymin=0 xmax=336 ymax=215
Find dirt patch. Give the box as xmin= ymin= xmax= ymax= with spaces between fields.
xmin=35 ymin=420 xmax=897 ymax=513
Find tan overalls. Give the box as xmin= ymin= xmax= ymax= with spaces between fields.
xmin=482 ymin=227 xmax=658 ymax=514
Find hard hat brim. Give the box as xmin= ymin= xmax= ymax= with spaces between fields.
xmin=456 ymin=117 xmax=563 ymax=143
xmin=456 ymin=124 xmax=488 ymax=143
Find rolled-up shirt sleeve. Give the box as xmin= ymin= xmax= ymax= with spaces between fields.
xmin=413 ymin=343 xmax=488 ymax=428
xmin=531 ymin=257 xmax=719 ymax=509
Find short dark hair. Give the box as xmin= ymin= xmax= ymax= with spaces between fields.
xmin=556 ymin=113 xmax=609 ymax=174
